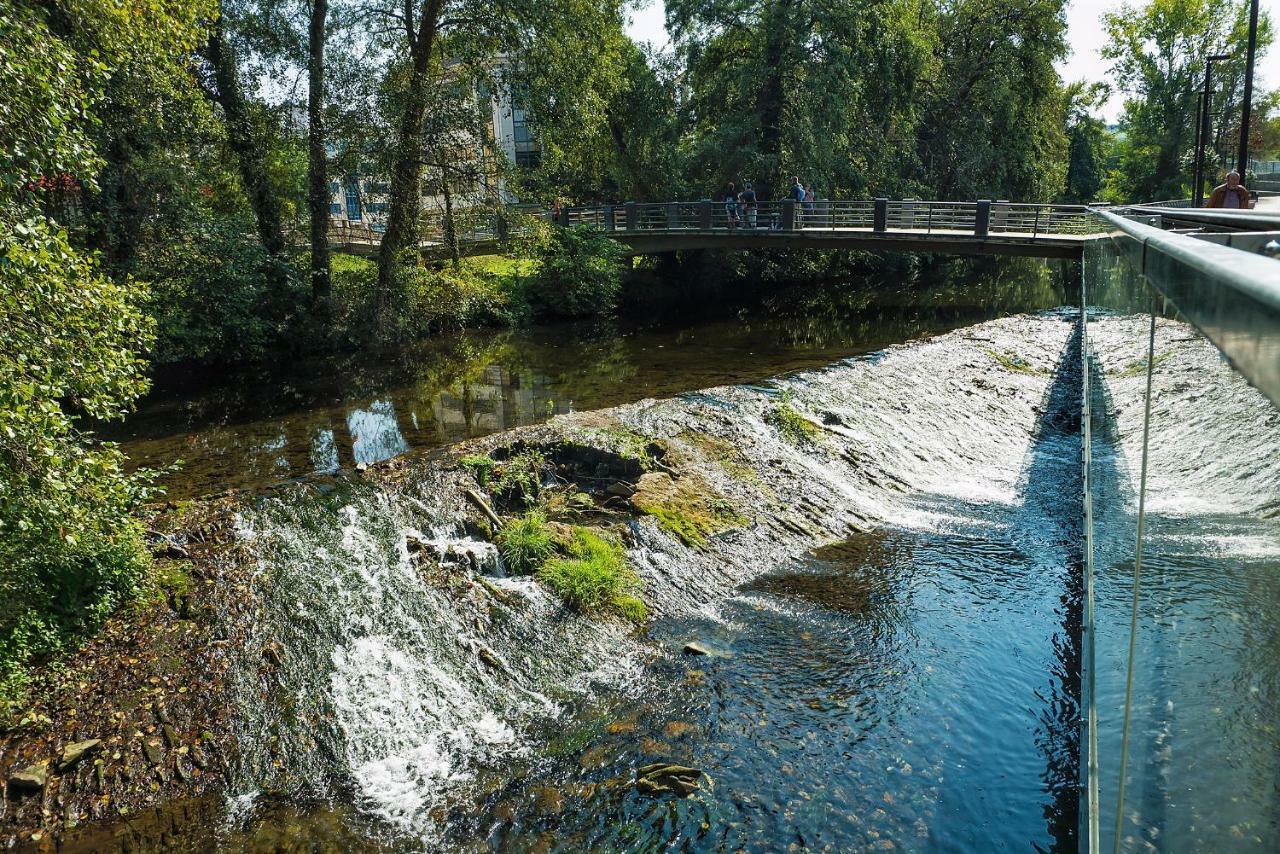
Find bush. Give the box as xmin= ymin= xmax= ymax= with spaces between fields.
xmin=523 ymin=223 xmax=624 ymax=318
xmin=492 ymin=449 xmax=548 ymax=507
xmin=460 ymin=454 xmax=497 ymax=487
xmin=495 ymin=510 xmax=556 ymax=574
xmin=0 ymin=216 xmax=158 ymax=720
xmin=537 ymin=529 xmax=644 ymax=621
xmin=140 ymin=217 xmax=304 ymax=365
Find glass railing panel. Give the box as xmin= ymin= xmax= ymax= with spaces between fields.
xmin=1082 ymin=226 xmax=1280 ymax=853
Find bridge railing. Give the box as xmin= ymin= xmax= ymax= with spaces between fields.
xmin=556 ymin=199 xmax=1096 ymax=238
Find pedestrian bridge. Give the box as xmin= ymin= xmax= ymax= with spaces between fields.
xmin=330 ymin=199 xmax=1099 ymax=260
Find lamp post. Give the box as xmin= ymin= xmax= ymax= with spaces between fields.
xmin=1194 ymin=54 xmax=1231 ymax=207
xmin=1236 ymin=0 xmax=1260 ymax=176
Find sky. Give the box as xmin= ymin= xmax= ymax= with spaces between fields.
xmin=623 ymin=0 xmax=1279 ymax=124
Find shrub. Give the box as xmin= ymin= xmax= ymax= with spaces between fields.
xmin=537 ymin=529 xmax=644 ymax=621
xmin=140 ymin=217 xmax=304 ymax=365
xmin=0 ymin=216 xmax=158 ymax=720
xmin=460 ymin=454 xmax=497 ymax=487
xmin=492 ymin=449 xmax=548 ymax=506
xmin=496 ymin=510 xmax=556 ymax=574
xmin=522 ymin=224 xmax=624 ymax=318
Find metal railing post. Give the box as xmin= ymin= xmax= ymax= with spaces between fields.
xmin=874 ymin=198 xmax=888 ymax=232
xmin=624 ymin=202 xmax=639 ymax=231
xmin=698 ymin=199 xmax=713 ymax=229
xmin=603 ymin=205 xmax=616 ymax=231
xmin=1033 ymin=206 xmax=1041 ymax=238
xmin=975 ymin=200 xmax=991 ymax=237
xmin=782 ymin=200 xmax=796 ymax=230
xmin=666 ymin=202 xmax=679 ymax=230
xmin=558 ymin=206 xmax=571 ymax=227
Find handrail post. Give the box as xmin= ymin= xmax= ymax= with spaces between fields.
xmin=698 ymin=199 xmax=713 ymax=229
xmin=873 ymin=198 xmax=888 ymax=232
xmin=782 ymin=199 xmax=796 ymax=231
xmin=1033 ymin=206 xmax=1041 ymax=238
xmin=624 ymin=201 xmax=639 ymax=232
xmin=975 ymin=200 xmax=991 ymax=237
xmin=666 ymin=202 xmax=679 ymax=230
xmin=603 ymin=204 xmax=616 ymax=231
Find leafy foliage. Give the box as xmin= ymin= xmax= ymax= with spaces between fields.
xmin=0 ymin=216 xmax=157 ymax=717
xmin=522 ymin=223 xmax=624 ymax=318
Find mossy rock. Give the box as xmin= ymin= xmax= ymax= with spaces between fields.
xmin=630 ymin=472 xmax=748 ymax=549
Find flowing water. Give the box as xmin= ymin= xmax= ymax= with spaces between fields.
xmin=75 ymin=256 xmax=1280 ymax=852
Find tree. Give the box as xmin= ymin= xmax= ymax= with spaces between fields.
xmin=0 ymin=0 xmax=203 ymax=716
xmin=1101 ymin=0 xmax=1272 ymax=202
xmin=308 ymin=0 xmax=332 ymax=308
xmin=912 ymin=0 xmax=1071 ymax=201
xmin=1062 ymin=82 xmax=1112 ymax=202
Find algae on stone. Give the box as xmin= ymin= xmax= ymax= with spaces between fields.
xmin=630 ymin=472 xmax=748 ymax=549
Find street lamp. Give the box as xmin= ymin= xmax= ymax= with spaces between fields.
xmin=1193 ymin=54 xmax=1231 ymax=207
xmin=1237 ymin=0 xmax=1260 ymax=176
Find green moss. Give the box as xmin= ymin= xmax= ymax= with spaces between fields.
xmin=768 ymin=392 xmax=820 ymax=444
xmin=537 ymin=529 xmax=645 ymax=621
xmin=153 ymin=561 xmax=193 ymax=598
xmin=585 ymin=425 xmax=660 ymax=470
xmin=980 ymin=346 xmax=1042 ymax=375
xmin=1114 ymin=351 xmax=1171 ymax=378
xmin=460 ymin=453 xmax=497 ymax=487
xmin=495 ymin=510 xmax=555 ymax=575
xmin=680 ymin=431 xmax=770 ymax=492
xmin=632 ymin=476 xmax=749 ymax=549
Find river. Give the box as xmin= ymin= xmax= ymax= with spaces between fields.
xmin=71 ymin=255 xmax=1278 ymax=853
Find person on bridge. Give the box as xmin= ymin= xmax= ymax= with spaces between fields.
xmin=740 ymin=181 xmax=758 ymax=228
xmin=724 ymin=182 xmax=741 ymax=228
xmin=1206 ymin=171 xmax=1252 ymax=209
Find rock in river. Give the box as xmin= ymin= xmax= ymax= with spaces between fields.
xmin=59 ymin=738 xmax=102 ymax=771
xmin=8 ymin=761 xmax=49 ymax=794
xmin=636 ymin=763 xmax=705 ymax=797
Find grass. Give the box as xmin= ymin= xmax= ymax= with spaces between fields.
xmin=537 ymin=529 xmax=646 ymax=622
xmin=768 ymin=391 xmax=820 ymax=444
xmin=464 ymin=254 xmax=539 ymax=278
xmin=492 ymin=448 xmax=548 ymax=505
xmin=495 ymin=510 xmax=556 ymax=574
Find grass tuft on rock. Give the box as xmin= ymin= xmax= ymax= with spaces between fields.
xmin=979 ymin=346 xmax=1042 ymax=375
xmin=537 ymin=529 xmax=645 ymax=622
xmin=496 ymin=510 xmax=556 ymax=574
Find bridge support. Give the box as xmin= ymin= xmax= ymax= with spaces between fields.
xmin=625 ymin=202 xmax=639 ymax=231
xmin=874 ymin=198 xmax=888 ymax=232
xmin=782 ymin=200 xmax=796 ymax=230
xmin=604 ymin=205 xmax=616 ymax=231
xmin=666 ymin=202 xmax=679 ymax=230
xmin=698 ymin=200 xmax=713 ymax=229
xmin=975 ymin=200 xmax=991 ymax=237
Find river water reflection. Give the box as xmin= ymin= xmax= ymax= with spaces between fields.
xmin=109 ymin=259 xmax=1076 ymax=498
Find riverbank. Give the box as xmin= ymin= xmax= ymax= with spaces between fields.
xmin=4 ymin=310 xmax=1084 ymax=849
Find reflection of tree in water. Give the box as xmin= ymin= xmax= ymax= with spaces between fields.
xmin=346 ymin=400 xmax=410 ymax=465
xmin=310 ymin=428 xmax=339 ymax=474
xmin=759 ymin=256 xmax=1073 ymax=349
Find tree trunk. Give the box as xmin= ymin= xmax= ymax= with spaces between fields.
xmin=375 ymin=0 xmax=445 ymax=324
xmin=753 ymin=0 xmax=792 ymax=199
xmin=308 ymin=0 xmax=331 ymax=310
xmin=442 ymin=175 xmax=460 ymax=268
xmin=204 ymin=24 xmax=288 ymax=269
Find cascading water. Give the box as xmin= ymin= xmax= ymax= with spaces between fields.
xmin=210 ymin=310 xmax=1106 ymax=851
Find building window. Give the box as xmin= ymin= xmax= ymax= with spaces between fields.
xmin=330 ymin=203 xmax=342 ymax=215
xmin=512 ymin=108 xmax=540 ymax=169
xmin=344 ymin=183 xmax=362 ymax=221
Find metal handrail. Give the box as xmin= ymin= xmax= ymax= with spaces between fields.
xmin=1094 ymin=207 xmax=1280 ymax=405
